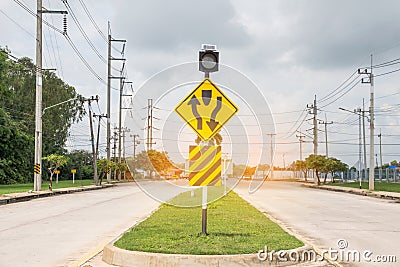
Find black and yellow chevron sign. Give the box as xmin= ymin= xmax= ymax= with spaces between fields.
xmin=34 ymin=163 xmax=40 ymax=174
xmin=189 ymin=145 xmax=221 ymax=186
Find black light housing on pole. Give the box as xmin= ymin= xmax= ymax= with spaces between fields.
xmin=199 ymin=44 xmax=219 ymax=75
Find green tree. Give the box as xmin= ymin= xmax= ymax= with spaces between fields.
xmin=233 ymin=164 xmax=246 ymax=178
xmin=0 ymin=48 xmax=85 ymax=155
xmin=294 ymin=160 xmax=308 ymax=181
xmin=134 ymin=150 xmax=173 ymax=178
xmin=0 ymin=107 xmax=33 ymax=184
xmin=324 ymin=157 xmax=348 ymax=183
xmin=42 ymin=154 xmax=69 ymax=190
xmin=257 ymin=164 xmax=270 ymax=179
xmin=305 ymin=154 xmax=328 ymax=185
xmin=97 ymin=158 xmax=114 ymax=185
xmin=61 ymin=150 xmax=94 ymax=181
xmin=243 ymin=166 xmax=256 ymax=178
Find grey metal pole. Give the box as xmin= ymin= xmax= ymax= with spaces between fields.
xmin=34 ymin=0 xmax=43 ymax=191
xmin=201 ymin=185 xmax=208 ymax=235
xmin=369 ymin=55 xmax=375 ymax=190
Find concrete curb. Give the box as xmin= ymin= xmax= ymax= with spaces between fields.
xmin=102 ymin=243 xmax=316 ymax=267
xmin=0 ymin=184 xmax=114 ymax=205
xmin=302 ymin=183 xmax=400 ymax=200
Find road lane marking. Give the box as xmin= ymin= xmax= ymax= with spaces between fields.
xmin=69 ymin=241 xmax=108 ymax=267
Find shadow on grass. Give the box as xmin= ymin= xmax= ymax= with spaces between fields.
xmin=211 ymin=232 xmax=251 ymax=237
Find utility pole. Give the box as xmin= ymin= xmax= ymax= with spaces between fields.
xmin=119 ymin=127 xmax=130 ymax=180
xmin=112 ymin=128 xmax=118 ymax=180
xmin=307 ymin=95 xmax=318 ymax=184
xmin=307 ymin=95 xmax=318 ymax=156
xmin=122 ymin=127 xmax=130 ymax=164
xmin=147 ymin=99 xmax=154 ymax=150
xmin=359 ymin=55 xmax=375 ymax=190
xmin=282 ymin=153 xmax=286 ymax=169
xmin=117 ymin=76 xmax=132 ymax=179
xmin=33 ymin=0 xmax=43 ymax=191
xmin=131 ymin=134 xmax=140 ymax=170
xmin=33 ymin=0 xmax=67 ymax=191
xmin=362 ymin=98 xmax=367 ymax=181
xmin=378 ymin=129 xmax=382 ymax=167
xmin=358 ymin=108 xmax=362 ymax=188
xmin=370 ymin=56 xmax=375 ymax=191
xmin=84 ymin=96 xmax=99 ymax=185
xmin=318 ymin=115 xmax=333 ymax=158
xmin=106 ymin=22 xmax=111 ymax=184
xmin=339 ymin=106 xmax=364 ymax=188
xmin=106 ymin=21 xmax=126 ymax=183
xmin=378 ymin=129 xmax=383 ymax=181
xmin=93 ymin=113 xmax=107 ymax=159
xmin=296 ymin=133 xmax=306 ymax=161
xmin=267 ymin=134 xmax=275 ymax=179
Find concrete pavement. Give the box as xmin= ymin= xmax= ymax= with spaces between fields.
xmin=235 ymin=181 xmax=400 ymax=267
xmin=0 ymin=182 xmax=160 ymax=267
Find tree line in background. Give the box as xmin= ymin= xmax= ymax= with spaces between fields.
xmin=234 ymin=155 xmax=348 ymax=186
xmin=0 ymin=47 xmax=85 ymax=184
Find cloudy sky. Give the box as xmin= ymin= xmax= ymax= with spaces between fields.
xmin=2 ymin=0 xmax=400 ymax=168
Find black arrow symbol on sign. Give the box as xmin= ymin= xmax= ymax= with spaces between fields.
xmin=207 ymin=96 xmax=222 ymax=131
xmin=188 ymin=95 xmax=202 ymax=130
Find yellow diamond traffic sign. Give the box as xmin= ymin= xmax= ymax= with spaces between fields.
xmin=174 ymin=78 xmax=238 ymax=140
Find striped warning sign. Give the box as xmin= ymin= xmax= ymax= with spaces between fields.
xmin=189 ymin=145 xmax=221 ymax=186
xmin=34 ymin=163 xmax=41 ymax=174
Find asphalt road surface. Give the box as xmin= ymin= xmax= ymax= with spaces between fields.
xmin=0 ymin=182 xmax=160 ymax=267
xmin=235 ymin=181 xmax=400 ymax=267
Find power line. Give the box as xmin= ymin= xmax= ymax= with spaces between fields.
xmin=12 ymin=0 xmax=64 ymax=34
xmin=76 ymin=0 xmax=120 ymax=53
xmin=63 ymin=0 xmax=117 ymax=70
xmin=319 ymin=70 xmax=358 ymax=103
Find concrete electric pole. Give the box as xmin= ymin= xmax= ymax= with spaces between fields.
xmin=358 ymin=55 xmax=375 ymax=190
xmin=296 ymin=133 xmax=306 ymax=161
xmin=318 ymin=115 xmax=333 ymax=158
xmin=33 ymin=0 xmax=67 ymax=191
xmin=106 ymin=22 xmax=126 ymax=183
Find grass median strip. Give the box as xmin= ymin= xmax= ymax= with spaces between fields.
xmin=114 ymin=190 xmax=303 ymax=255
xmin=0 ymin=180 xmax=94 ymax=195
xmin=327 ymin=181 xmax=400 ymax=193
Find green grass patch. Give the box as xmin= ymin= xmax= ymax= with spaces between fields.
xmin=0 ymin=179 xmax=94 ymax=195
xmin=114 ymin=190 xmax=303 ymax=255
xmin=327 ymin=181 xmax=400 ymax=193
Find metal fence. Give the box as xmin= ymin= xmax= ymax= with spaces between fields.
xmin=292 ymin=169 xmax=400 ymax=183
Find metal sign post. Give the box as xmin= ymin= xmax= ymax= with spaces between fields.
xmin=174 ymin=45 xmax=239 ymax=235
xmin=55 ymin=170 xmax=60 ymax=184
xmin=202 ymin=186 xmax=208 ymax=235
xmin=71 ymin=169 xmax=76 ymax=184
